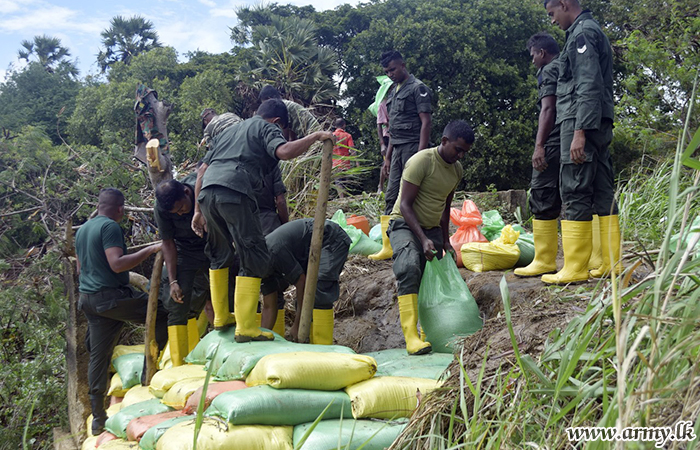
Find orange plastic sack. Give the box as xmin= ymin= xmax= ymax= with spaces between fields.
xmin=449 ymin=200 xmax=488 ymax=267
xmin=96 ymin=431 xmax=118 ymax=447
xmin=125 ymin=410 xmax=186 ymax=442
xmin=183 ymin=380 xmax=248 ymax=414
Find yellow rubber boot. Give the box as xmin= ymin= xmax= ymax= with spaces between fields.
xmin=419 ymin=327 xmax=427 ymax=342
xmin=187 ymin=318 xmax=200 ymax=353
xmin=398 ymin=294 xmax=432 ymax=355
xmin=196 ymin=311 xmax=209 ymax=337
xmin=234 ymin=277 xmax=273 ymax=343
xmin=368 ymin=215 xmax=393 ymax=261
xmin=210 ymin=268 xmax=235 ymax=330
xmin=256 ymin=312 xmax=262 ymax=327
xmin=272 ymin=309 xmax=285 ymax=336
xmin=542 ymin=220 xmax=592 ymax=284
xmin=167 ymin=325 xmax=189 ymax=367
xmin=590 ymin=215 xmax=622 ymax=278
xmin=514 ymin=219 xmax=558 ymax=277
xmin=589 ymin=215 xmax=603 ymax=270
xmin=312 ymin=309 xmax=334 ymax=345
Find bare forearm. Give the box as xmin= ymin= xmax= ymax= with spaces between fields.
xmin=110 ymin=246 xmax=158 ymax=273
xmin=276 ymin=132 xmax=329 ymax=161
xmin=194 ymin=163 xmax=208 ymax=214
xmin=536 ymin=107 xmax=556 ymax=148
xmin=418 ymin=115 xmax=432 ymax=150
xmin=275 ymin=194 xmax=289 ymax=224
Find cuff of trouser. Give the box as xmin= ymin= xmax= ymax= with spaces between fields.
xmin=285 ymin=266 xmax=304 ymax=288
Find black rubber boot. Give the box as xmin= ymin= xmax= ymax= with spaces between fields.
xmin=89 ymin=395 xmax=107 ymax=435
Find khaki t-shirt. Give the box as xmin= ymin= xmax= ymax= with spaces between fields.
xmin=391 ymin=147 xmax=463 ymax=229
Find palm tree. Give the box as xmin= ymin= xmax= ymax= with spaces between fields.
xmin=97 ymin=15 xmax=162 ymax=72
xmin=17 ymin=35 xmax=78 ymax=76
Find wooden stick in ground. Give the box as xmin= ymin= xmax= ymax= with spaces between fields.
xmin=144 ymin=251 xmax=164 ymax=384
xmin=297 ymin=139 xmax=334 ymax=343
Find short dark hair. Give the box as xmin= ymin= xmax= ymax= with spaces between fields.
xmin=98 ymin=188 xmax=124 ymax=208
xmin=380 ymin=50 xmax=403 ymax=68
xmin=259 ymin=85 xmax=282 ymax=102
xmin=526 ymin=32 xmax=560 ymax=55
xmin=257 ymin=98 xmax=289 ymax=129
xmin=334 ymin=118 xmax=346 ymax=129
xmin=443 ymin=120 xmax=475 ymax=144
xmin=155 ymin=180 xmax=186 ymax=212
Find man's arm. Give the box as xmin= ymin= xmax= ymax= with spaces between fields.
xmin=275 ymin=131 xmax=335 ymax=161
xmin=534 ymin=95 xmax=556 ymax=171
xmin=418 ymin=112 xmax=431 ymax=150
xmin=275 ymin=194 xmax=290 ymax=224
xmin=191 ymin=162 xmax=208 ymax=237
xmin=441 ymin=191 xmax=456 ymax=258
xmin=399 ymin=180 xmax=437 ymax=261
xmin=105 ymin=244 xmax=161 ymax=274
xmin=382 ymin=140 xmax=393 ymax=179
xmin=571 ymin=30 xmax=604 ymax=164
xmin=161 ymin=239 xmax=183 ymax=303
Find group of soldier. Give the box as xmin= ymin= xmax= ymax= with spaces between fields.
xmin=74 ymin=0 xmax=621 ymax=436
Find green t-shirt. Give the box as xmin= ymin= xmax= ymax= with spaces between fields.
xmin=202 ymin=115 xmax=287 ymax=200
xmin=391 ymin=147 xmax=463 ymax=228
xmin=282 ymin=100 xmax=321 ymax=138
xmin=75 ymin=215 xmax=129 ymax=294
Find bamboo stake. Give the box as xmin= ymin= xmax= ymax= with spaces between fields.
xmin=144 ymin=251 xmax=164 ymax=385
xmin=297 ymin=139 xmax=334 ymax=343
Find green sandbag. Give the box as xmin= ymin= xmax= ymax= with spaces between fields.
xmin=294 ymin=419 xmax=407 ymax=450
xmin=206 ymin=385 xmax=353 ymax=426
xmin=363 ymin=349 xmax=453 ymax=380
xmin=418 ymin=257 xmax=483 ymax=353
xmin=112 ymin=353 xmax=144 ymax=391
xmin=481 ymin=210 xmax=506 ymax=241
xmin=350 ymin=233 xmax=382 ymax=256
xmin=138 ymin=415 xmax=192 ymax=450
xmin=185 ymin=328 xmax=285 ymax=365
xmin=105 ymin=399 xmax=172 ymax=439
xmin=330 ymin=210 xmax=381 ymax=255
xmin=215 ymin=342 xmax=355 ymax=381
xmin=369 ymin=223 xmax=383 ymax=243
xmin=515 ymin=233 xmax=535 ymax=267
xmin=367 ymin=75 xmax=393 ymax=117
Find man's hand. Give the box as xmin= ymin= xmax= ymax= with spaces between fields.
xmin=289 ymin=322 xmax=300 ymax=343
xmin=382 ymin=159 xmax=391 ymax=179
xmin=533 ymin=145 xmax=548 ymax=172
xmin=570 ymin=130 xmax=587 ymax=164
xmin=315 ymin=131 xmax=336 ymax=143
xmin=149 ymin=243 xmax=162 ymax=255
xmin=422 ymin=238 xmax=438 ymax=261
xmin=191 ymin=212 xmax=207 ymax=238
xmin=444 ymin=241 xmax=456 ymax=261
xmin=170 ymin=281 xmax=184 ymax=304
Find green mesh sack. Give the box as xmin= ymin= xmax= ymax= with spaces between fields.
xmin=515 ymin=233 xmax=535 ymax=267
xmin=363 ymin=349 xmax=453 ymax=380
xmin=138 ymin=415 xmax=192 ymax=450
xmin=294 ymin=419 xmax=407 ymax=450
xmin=481 ymin=210 xmax=506 ymax=241
xmin=105 ymin=399 xmax=172 ymax=439
xmin=418 ymin=257 xmax=483 ymax=353
xmin=185 ymin=328 xmax=285 ymax=365
xmin=112 ymin=353 xmax=144 ymax=391
xmin=330 ymin=210 xmax=381 ymax=256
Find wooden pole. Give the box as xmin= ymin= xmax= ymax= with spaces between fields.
xmin=143 ymin=251 xmax=164 ymax=385
xmin=297 ymin=139 xmax=334 ymax=343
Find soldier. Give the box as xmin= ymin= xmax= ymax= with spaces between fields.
xmin=388 ymin=121 xmax=474 ymax=355
xmin=371 ymin=50 xmax=432 ymax=261
xmin=542 ymin=0 xmax=621 ymax=284
xmin=260 ymin=219 xmax=351 ymax=344
xmin=191 ymin=99 xmax=334 ymax=342
xmin=515 ymin=32 xmax=563 ymax=277
xmin=258 ymin=86 xmax=322 ymax=141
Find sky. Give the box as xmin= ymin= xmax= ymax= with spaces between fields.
xmin=0 ymin=0 xmax=352 ymax=82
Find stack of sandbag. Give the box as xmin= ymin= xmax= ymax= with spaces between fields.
xmin=461 ymin=224 xmax=521 ymax=272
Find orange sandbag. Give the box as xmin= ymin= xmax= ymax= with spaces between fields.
xmin=183 ymin=381 xmax=248 ymax=414
xmin=346 ymin=215 xmax=370 ymax=236
xmin=125 ymin=410 xmax=186 ymax=442
xmin=449 ymin=200 xmax=488 ymax=267
xmin=96 ymin=431 xmax=118 ymax=447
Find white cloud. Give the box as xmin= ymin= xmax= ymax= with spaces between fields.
xmin=0 ymin=0 xmax=23 ymax=14
xmin=156 ymin=17 xmax=232 ymax=57
xmin=0 ymin=4 xmax=104 ymax=34
xmin=199 ymin=0 xmax=217 ymax=7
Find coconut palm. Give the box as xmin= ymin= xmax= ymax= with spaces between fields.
xmin=97 ymin=15 xmax=162 ymax=72
xmin=17 ymin=35 xmax=78 ymax=76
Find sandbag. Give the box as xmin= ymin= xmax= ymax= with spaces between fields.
xmin=138 ymin=415 xmax=192 ymax=450
xmin=461 ymin=225 xmax=521 ymax=272
xmin=450 ymin=200 xmax=488 ymax=268
xmin=418 ymin=256 xmax=483 ymax=353
xmin=125 ymin=410 xmax=185 ymax=442
xmin=345 ymin=376 xmax=440 ymax=419
xmin=81 ymin=436 xmax=98 ymax=450
xmin=121 ymin=385 xmax=154 ymax=408
xmin=156 ymin=419 xmax=293 ymax=450
xmin=515 ymin=232 xmax=535 ymax=267
xmin=369 ymin=223 xmax=382 ymax=243
xmin=112 ymin=353 xmax=144 ymax=391
xmin=246 ymin=352 xmax=376 ymax=390
xmin=97 ymin=440 xmax=139 ymax=449
xmin=330 ymin=209 xmax=382 ymax=256
xmin=162 ymin=378 xmax=206 ymax=410
xmin=108 ymin=373 xmax=129 ymax=398
xmin=87 ymin=403 xmax=123 ymax=437
xmin=185 ymin=328 xmax=285 ymax=365
xmin=480 ymin=210 xmax=506 ymax=241
xmin=149 ymin=365 xmax=207 ymax=398
xmin=96 ymin=431 xmax=118 ymax=447
xmin=206 ymin=385 xmax=353 ymax=426
xmin=215 ymin=342 xmax=355 ymax=381
xmin=105 ymin=399 xmax=173 ymax=439
xmin=183 ymin=381 xmax=248 ymax=414
xmin=111 ymin=345 xmax=144 ymax=364
xmin=294 ymin=419 xmax=407 ymax=450
xmin=364 ymin=349 xmax=453 ymax=380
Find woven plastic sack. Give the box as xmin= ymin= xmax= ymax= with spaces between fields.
xmin=331 ymin=210 xmax=382 ymax=256
xmin=184 ymin=328 xmax=237 ymax=364
xmin=246 ymin=352 xmax=376 ymax=390
xmin=417 ymin=256 xmax=483 ymax=352
xmin=215 ymin=342 xmax=356 ymax=381
xmin=138 ymin=415 xmax=192 ymax=450
xmin=515 ymin=232 xmax=535 ymax=267
xmin=293 ymin=419 xmax=407 ymax=450
xmin=112 ymin=353 xmax=143 ymax=391
xmin=480 ymin=210 xmax=506 ymax=241
xmin=367 ymin=75 xmax=393 ymax=117
xmin=162 ymin=378 xmax=207 ymax=409
xmin=81 ymin=436 xmax=97 ymax=450
xmin=96 ymin=439 xmax=139 ymax=449
xmin=105 ymin=399 xmax=172 ymax=439
xmin=156 ymin=419 xmax=293 ymax=450
xmin=125 ymin=410 xmax=185 ymax=441
xmin=369 ymin=223 xmax=382 ymax=243
xmin=206 ymin=385 xmax=353 ymax=426
xmin=111 ymin=345 xmax=144 ymax=365
xmin=121 ymin=385 xmax=154 ymax=407
xmin=183 ymin=380 xmax=247 ymax=414
xmin=95 ymin=432 xmax=118 ymax=447
xmin=345 ymin=377 xmax=440 ymax=419
xmin=87 ymin=403 xmax=122 ymax=437
xmin=450 ymin=200 xmax=488 ymax=267
xmin=108 ymin=373 xmax=129 ymax=397
xmin=461 ymin=225 xmax=521 ymax=272
xmin=149 ymin=365 xmax=207 ymax=398
xmin=364 ymin=349 xmax=453 ymax=380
